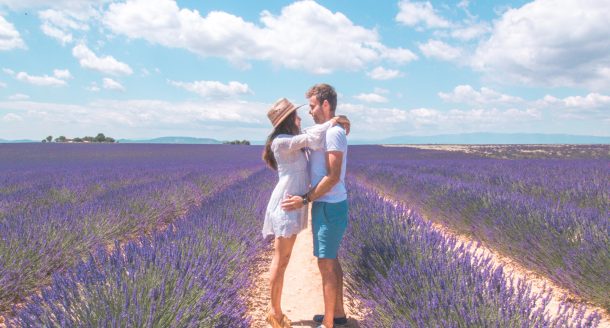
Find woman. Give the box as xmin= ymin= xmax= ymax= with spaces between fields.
xmin=261 ymin=98 xmax=348 ymax=328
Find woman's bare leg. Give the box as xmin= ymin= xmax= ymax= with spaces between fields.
xmin=269 ymin=234 xmax=297 ymax=321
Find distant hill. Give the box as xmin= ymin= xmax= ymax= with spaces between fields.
xmin=0 ymin=138 xmax=37 ymax=143
xmin=3 ymin=133 xmax=608 ymax=145
xmin=117 ymin=136 xmax=222 ymax=144
xmin=352 ymin=133 xmax=610 ymax=145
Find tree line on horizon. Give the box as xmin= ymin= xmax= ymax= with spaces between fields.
xmin=222 ymin=140 xmax=251 ymax=145
xmin=42 ymin=133 xmax=116 ymax=143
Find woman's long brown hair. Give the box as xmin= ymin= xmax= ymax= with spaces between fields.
xmin=262 ymin=111 xmax=299 ymax=170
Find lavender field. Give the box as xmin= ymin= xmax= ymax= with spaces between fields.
xmin=349 ymin=145 xmax=609 ymax=313
xmin=1 ymin=144 xmax=271 ymax=326
xmin=1 ymin=143 xmax=607 ymax=327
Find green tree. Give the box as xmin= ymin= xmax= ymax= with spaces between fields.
xmin=95 ymin=133 xmax=106 ymax=142
xmin=46 ymin=135 xmax=53 ymax=142
xmin=55 ymin=136 xmax=66 ymax=143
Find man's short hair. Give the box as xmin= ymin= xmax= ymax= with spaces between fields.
xmin=306 ymin=83 xmax=337 ymax=113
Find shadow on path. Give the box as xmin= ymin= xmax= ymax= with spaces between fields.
xmin=290 ymin=318 xmax=361 ymax=328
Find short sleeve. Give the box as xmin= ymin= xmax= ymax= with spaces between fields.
xmin=325 ymin=126 xmax=347 ymax=152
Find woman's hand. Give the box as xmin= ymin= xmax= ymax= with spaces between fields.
xmin=331 ymin=115 xmax=350 ymax=135
xmin=281 ymin=194 xmax=304 ymax=211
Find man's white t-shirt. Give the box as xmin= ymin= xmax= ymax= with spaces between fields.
xmin=309 ymin=125 xmax=348 ymax=203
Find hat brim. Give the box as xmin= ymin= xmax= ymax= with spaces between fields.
xmin=273 ymin=103 xmax=305 ymax=128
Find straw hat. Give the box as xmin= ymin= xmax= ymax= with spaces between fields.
xmin=267 ymin=98 xmax=304 ymax=128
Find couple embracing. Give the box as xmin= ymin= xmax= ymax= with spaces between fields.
xmin=262 ymin=83 xmax=350 ymax=328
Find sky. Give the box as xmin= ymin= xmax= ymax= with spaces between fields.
xmin=0 ymin=0 xmax=609 ymax=142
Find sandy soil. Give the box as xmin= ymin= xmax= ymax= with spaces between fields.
xmin=247 ymin=216 xmax=362 ymax=328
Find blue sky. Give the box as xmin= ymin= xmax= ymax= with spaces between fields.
xmin=0 ymin=0 xmax=608 ymax=141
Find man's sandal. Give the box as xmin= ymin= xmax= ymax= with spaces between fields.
xmin=313 ymin=314 xmax=348 ymax=326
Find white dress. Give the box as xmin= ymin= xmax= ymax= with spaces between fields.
xmin=262 ymin=121 xmax=332 ymax=239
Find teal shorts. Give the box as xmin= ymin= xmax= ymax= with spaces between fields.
xmin=312 ymin=200 xmax=348 ymax=259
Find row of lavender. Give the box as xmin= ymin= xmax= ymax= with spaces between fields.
xmin=342 ymin=181 xmax=602 ymax=327
xmin=0 ymin=144 xmax=264 ymax=315
xmin=348 ymin=145 xmax=609 ymax=312
xmin=11 ymin=167 xmax=275 ymax=327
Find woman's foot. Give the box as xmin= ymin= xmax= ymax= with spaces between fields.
xmin=281 ymin=314 xmax=292 ymax=328
xmin=266 ymin=312 xmax=284 ymax=328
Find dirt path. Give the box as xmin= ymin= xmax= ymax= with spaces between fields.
xmin=248 ymin=217 xmax=362 ymax=328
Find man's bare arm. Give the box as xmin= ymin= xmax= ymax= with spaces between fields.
xmin=307 ymin=150 xmax=342 ymax=201
xmin=281 ymin=150 xmax=343 ymax=210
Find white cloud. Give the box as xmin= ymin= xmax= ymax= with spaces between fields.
xmin=354 ymin=92 xmax=388 ymax=103
xmin=38 ymin=9 xmax=91 ymax=45
xmin=419 ymin=40 xmax=462 ymax=61
xmin=438 ymin=85 xmax=523 ymax=105
xmin=8 ymin=93 xmax=29 ymax=100
xmin=396 ymin=0 xmax=451 ymax=29
xmin=0 ymin=81 xmax=6 ymax=88
xmin=0 ymin=0 xmax=108 ymax=11
xmin=0 ymin=15 xmax=26 ymax=50
xmin=439 ymin=87 xmax=610 ymax=122
xmin=16 ymin=71 xmax=67 ymax=86
xmin=40 ymin=24 xmax=73 ymax=45
xmin=537 ymin=92 xmax=610 ymax=113
xmin=0 ymin=98 xmax=268 ymax=130
xmin=450 ymin=22 xmax=490 ymax=41
xmin=0 ymin=95 xmax=605 ymax=140
xmin=103 ymin=0 xmax=416 ymax=74
xmin=0 ymin=97 xmax=281 ymax=140
xmin=339 ymin=102 xmax=542 ymax=137
xmin=444 ymin=107 xmax=542 ymax=129
xmin=102 ymin=77 xmax=124 ymax=91
xmin=2 ymin=68 xmax=15 ymax=75
xmin=53 ymin=69 xmax=72 ymax=80
xmin=86 ymin=82 xmax=100 ymax=92
xmin=38 ymin=9 xmax=90 ymax=31
xmin=562 ymin=93 xmax=610 ymax=109
xmin=367 ymin=66 xmax=403 ymax=80
xmin=2 ymin=112 xmax=23 ymax=122
xmin=72 ymin=43 xmax=133 ymax=75
xmin=374 ymin=44 xmax=418 ymax=64
xmin=473 ymin=0 xmax=610 ymax=90
xmin=169 ymin=80 xmax=252 ymax=98
xmin=457 ymin=0 xmax=470 ymax=10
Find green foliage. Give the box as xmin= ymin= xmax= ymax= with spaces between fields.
xmin=222 ymin=140 xmax=250 ymax=145
xmin=45 ymin=133 xmax=116 ymax=143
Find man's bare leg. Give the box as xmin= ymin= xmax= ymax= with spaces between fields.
xmin=318 ymin=258 xmax=346 ymax=327
xmin=334 ymin=259 xmax=346 ymax=318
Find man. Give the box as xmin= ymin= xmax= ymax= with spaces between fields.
xmin=281 ymin=83 xmax=349 ymax=328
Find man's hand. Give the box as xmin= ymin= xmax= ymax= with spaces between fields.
xmin=281 ymin=194 xmax=304 ymax=211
